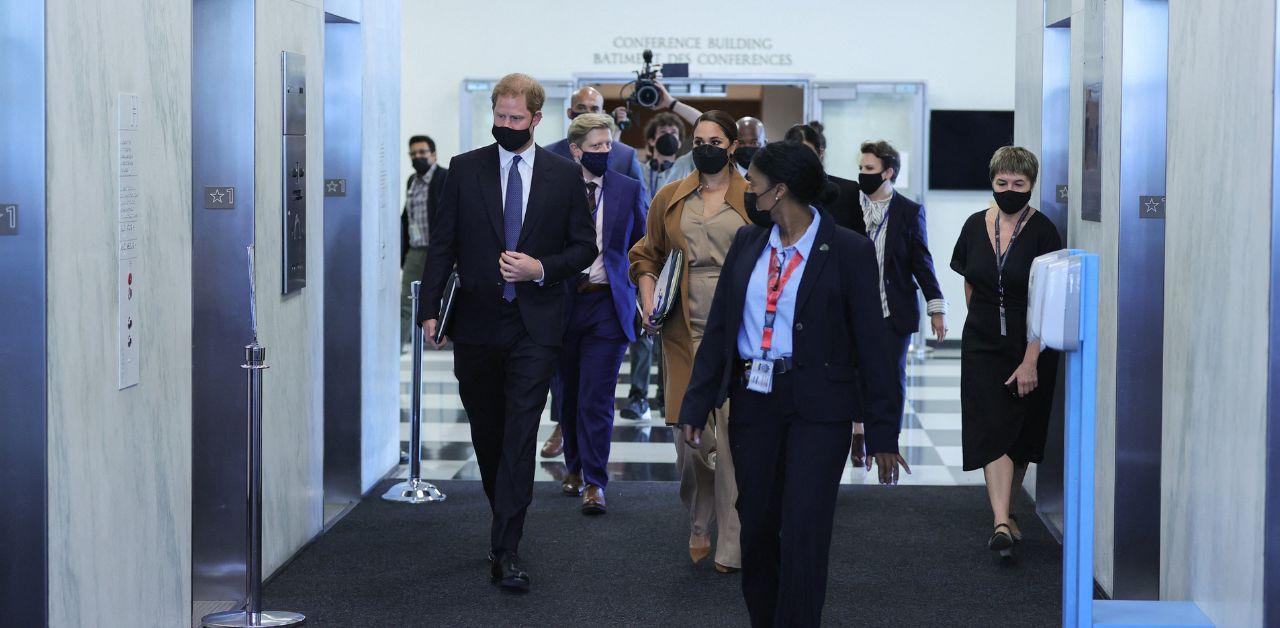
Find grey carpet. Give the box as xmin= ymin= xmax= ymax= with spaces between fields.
xmin=263 ymin=480 xmax=1061 ymax=627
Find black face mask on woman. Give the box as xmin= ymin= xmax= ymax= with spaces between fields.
xmin=691 ymin=144 xmax=729 ymax=174
xmin=858 ymin=170 xmax=884 ymax=196
xmin=743 ymin=184 xmax=781 ymax=227
xmin=993 ymin=189 xmax=1033 ymax=214
xmin=491 ymin=125 xmax=532 ymax=152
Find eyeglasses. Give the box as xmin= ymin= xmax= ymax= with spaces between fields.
xmin=409 ymin=150 xmax=432 ymax=158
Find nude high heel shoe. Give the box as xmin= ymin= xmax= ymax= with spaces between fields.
xmin=689 ymin=533 xmax=711 ymax=565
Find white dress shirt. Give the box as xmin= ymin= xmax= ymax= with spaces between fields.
xmin=497 ymin=142 xmax=544 ymax=282
xmin=584 ymin=173 xmax=608 ymax=284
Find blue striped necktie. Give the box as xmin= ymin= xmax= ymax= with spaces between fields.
xmin=502 ymin=155 xmax=523 ymax=301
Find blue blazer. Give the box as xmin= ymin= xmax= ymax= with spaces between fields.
xmin=589 ymin=170 xmax=648 ymax=343
xmin=677 ymin=213 xmax=902 ymax=454
xmin=546 ymin=138 xmax=648 ymax=199
xmin=880 ymin=192 xmax=945 ymax=336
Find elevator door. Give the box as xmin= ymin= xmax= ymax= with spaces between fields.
xmin=322 ymin=11 xmax=365 ymax=523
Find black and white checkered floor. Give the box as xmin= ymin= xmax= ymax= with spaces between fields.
xmin=397 ymin=346 xmax=978 ymax=486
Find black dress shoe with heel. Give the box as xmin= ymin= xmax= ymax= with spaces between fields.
xmin=490 ymin=552 xmax=531 ymax=593
xmin=988 ymin=523 xmax=1014 ymax=558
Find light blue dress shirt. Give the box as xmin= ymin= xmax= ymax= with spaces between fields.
xmin=737 ymin=207 xmax=821 ymax=360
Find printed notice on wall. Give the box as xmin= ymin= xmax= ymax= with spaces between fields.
xmin=118 ymin=93 xmax=141 ymax=390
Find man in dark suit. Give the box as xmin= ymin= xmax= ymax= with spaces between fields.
xmin=419 ymin=73 xmax=597 ymax=592
xmin=852 ymin=139 xmax=948 ymax=465
xmin=553 ymin=113 xmax=647 ymax=514
xmin=400 ymin=134 xmax=448 ymax=349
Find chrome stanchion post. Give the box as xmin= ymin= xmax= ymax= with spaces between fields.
xmin=382 ymin=280 xmax=446 ymax=504
xmin=203 ymin=247 xmax=304 ymax=628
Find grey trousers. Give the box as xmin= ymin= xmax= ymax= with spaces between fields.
xmin=400 ymin=246 xmax=428 ymax=346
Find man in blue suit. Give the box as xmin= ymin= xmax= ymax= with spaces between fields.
xmin=542 ymin=86 xmax=648 ymax=459
xmin=555 ymin=113 xmax=647 ymax=514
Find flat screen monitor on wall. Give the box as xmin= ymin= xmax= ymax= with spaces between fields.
xmin=928 ymin=110 xmax=1015 ymax=190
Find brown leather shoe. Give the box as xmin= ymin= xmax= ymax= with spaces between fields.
xmin=541 ymin=424 xmax=564 ymax=458
xmin=581 ymin=485 xmax=607 ymax=515
xmin=562 ymin=473 xmax=583 ymax=497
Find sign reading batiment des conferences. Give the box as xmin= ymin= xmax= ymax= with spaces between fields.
xmin=594 ymin=36 xmax=794 ymax=67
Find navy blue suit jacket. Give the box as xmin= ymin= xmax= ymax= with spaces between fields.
xmin=676 ymin=214 xmax=903 ymax=455
xmin=546 ymin=138 xmax=648 ymax=199
xmin=591 ymin=170 xmax=648 ymax=343
xmin=880 ymin=192 xmax=945 ymax=336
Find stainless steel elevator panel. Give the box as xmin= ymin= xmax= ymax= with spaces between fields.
xmin=1081 ymin=0 xmax=1105 ymax=223
xmin=1267 ymin=1 xmax=1280 ymax=622
xmin=1036 ymin=20 xmax=1072 ymax=541
xmin=192 ymin=0 xmax=256 ymax=607
xmin=322 ymin=17 xmax=364 ymax=507
xmin=283 ymin=135 xmax=307 ymax=294
xmin=0 ymin=1 xmax=47 ymax=624
xmin=1113 ymin=0 xmax=1167 ymax=600
xmin=282 ymin=52 xmax=306 ymax=136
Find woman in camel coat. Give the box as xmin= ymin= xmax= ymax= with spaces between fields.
xmin=629 ymin=110 xmax=749 ymax=573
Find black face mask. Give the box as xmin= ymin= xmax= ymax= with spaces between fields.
xmin=492 ymin=125 xmax=532 ymax=152
xmin=858 ymin=171 xmax=885 ymax=196
xmin=734 ymin=146 xmax=759 ymax=170
xmin=993 ymin=189 xmax=1033 ymax=214
xmin=411 ymin=157 xmax=431 ymax=175
xmin=691 ymin=145 xmax=729 ymax=175
xmin=654 ymin=133 xmax=680 ymax=157
xmin=743 ymin=185 xmax=780 ymax=227
xmin=579 ymin=150 xmax=610 ymax=177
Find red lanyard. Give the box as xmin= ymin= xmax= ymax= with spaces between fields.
xmin=760 ymin=247 xmax=805 ymax=355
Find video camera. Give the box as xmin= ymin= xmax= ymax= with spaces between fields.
xmin=618 ymin=50 xmax=689 ymax=130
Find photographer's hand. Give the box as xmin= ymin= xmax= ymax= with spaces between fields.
xmin=649 ymin=79 xmax=703 ymax=126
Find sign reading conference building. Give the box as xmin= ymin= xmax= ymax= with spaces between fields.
xmin=593 ymin=36 xmax=794 ymax=68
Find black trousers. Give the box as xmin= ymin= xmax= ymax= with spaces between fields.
xmin=729 ymin=372 xmax=853 ymax=628
xmin=856 ymin=327 xmax=911 ymax=426
xmin=452 ymin=300 xmax=557 ymax=556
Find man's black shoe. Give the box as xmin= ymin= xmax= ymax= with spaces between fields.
xmin=490 ymin=552 xmax=531 ymax=593
xmin=620 ymin=388 xmax=651 ymax=421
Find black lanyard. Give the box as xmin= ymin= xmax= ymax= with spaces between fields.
xmin=993 ymin=207 xmax=1030 ymax=336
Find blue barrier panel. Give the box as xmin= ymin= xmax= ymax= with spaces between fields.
xmin=1056 ymin=252 xmax=1213 ymax=627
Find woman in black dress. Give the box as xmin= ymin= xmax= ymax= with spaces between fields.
xmin=950 ymin=146 xmax=1062 ymax=557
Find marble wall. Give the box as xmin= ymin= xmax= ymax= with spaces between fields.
xmin=255 ymin=0 xmax=326 ymax=576
xmin=44 ymin=0 xmax=193 ymax=625
xmin=360 ymin=0 xmax=404 ymax=491
xmin=1162 ymin=0 xmax=1272 ymax=625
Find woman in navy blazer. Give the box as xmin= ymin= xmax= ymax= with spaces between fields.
xmin=848 ymin=140 xmax=948 ymax=466
xmin=678 ymin=141 xmax=907 ymax=627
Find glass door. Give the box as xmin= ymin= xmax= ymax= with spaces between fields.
xmin=810 ymin=82 xmax=927 ymax=202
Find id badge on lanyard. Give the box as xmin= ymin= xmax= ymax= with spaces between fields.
xmin=748 ymin=247 xmax=803 ymax=394
xmin=747 ymin=359 xmax=774 ymax=394
xmin=994 ymin=208 xmax=1029 ymax=337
